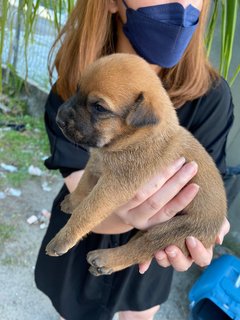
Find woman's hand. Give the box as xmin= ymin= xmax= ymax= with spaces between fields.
xmin=115 ymin=157 xmax=199 ymax=230
xmin=139 ymin=217 xmax=230 ymax=274
xmin=91 ymin=157 xmax=200 ymax=235
xmin=63 ymin=160 xmax=231 ymax=274
xmin=113 ymin=156 xmax=230 ymax=273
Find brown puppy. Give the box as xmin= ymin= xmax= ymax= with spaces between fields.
xmin=45 ymin=53 xmax=227 ymax=276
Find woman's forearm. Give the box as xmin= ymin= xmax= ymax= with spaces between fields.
xmin=64 ymin=170 xmax=133 ymax=234
xmin=92 ymin=214 xmax=133 ymax=234
xmin=64 ymin=170 xmax=85 ymax=193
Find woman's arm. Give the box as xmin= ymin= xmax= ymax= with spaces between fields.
xmin=64 ymin=170 xmax=85 ymax=193
xmin=63 ymin=159 xmax=199 ymax=235
xmin=64 ymin=160 xmax=229 ymax=274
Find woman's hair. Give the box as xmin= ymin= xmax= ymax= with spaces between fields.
xmin=49 ymin=0 xmax=219 ymax=107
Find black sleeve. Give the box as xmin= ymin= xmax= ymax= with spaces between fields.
xmin=178 ymin=78 xmax=235 ymax=176
xmin=44 ymin=90 xmax=89 ymax=177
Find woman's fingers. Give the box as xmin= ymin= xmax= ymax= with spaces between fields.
xmin=144 ymin=239 xmax=212 ymax=273
xmin=155 ymin=251 xmax=171 ymax=268
xmin=215 ymin=217 xmax=230 ymax=244
xmin=138 ymin=252 xmax=171 ymax=274
xmin=185 ymin=237 xmax=213 ymax=267
xmin=117 ymin=157 xmax=186 ymax=215
xmin=147 ymin=183 xmax=199 ymax=227
xmin=163 ymin=238 xmax=213 ymax=271
xmin=139 ymin=219 xmax=230 ymax=273
xmin=139 ymin=259 xmax=152 ymax=274
xmin=127 ymin=161 xmax=198 ymax=229
xmin=139 ymin=247 xmax=193 ymax=273
xmin=164 ymin=246 xmax=193 ymax=271
xmin=152 ymin=248 xmax=193 ymax=272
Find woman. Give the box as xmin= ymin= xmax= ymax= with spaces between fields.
xmin=35 ymin=1 xmax=233 ymax=319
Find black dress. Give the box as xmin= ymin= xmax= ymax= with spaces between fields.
xmin=35 ymin=78 xmax=234 ymax=320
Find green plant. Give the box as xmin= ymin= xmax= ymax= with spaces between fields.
xmin=42 ymin=0 xmax=75 ymax=31
xmin=0 ymin=0 xmax=76 ymax=94
xmin=5 ymin=63 xmax=24 ymax=94
xmin=0 ymin=110 xmax=50 ymax=189
xmin=0 ymin=0 xmax=9 ymax=94
xmin=0 ymin=0 xmax=240 ymax=93
xmin=206 ymin=0 xmax=240 ymax=83
xmin=0 ymin=223 xmax=15 ymax=242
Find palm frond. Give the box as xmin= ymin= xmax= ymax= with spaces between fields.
xmin=219 ymin=0 xmax=238 ymax=80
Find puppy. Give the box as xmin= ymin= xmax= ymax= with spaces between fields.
xmin=46 ymin=53 xmax=227 ymax=276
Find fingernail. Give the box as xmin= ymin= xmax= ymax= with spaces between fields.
xmin=187 ymin=236 xmax=197 ymax=248
xmin=216 ymin=235 xmax=223 ymax=245
xmin=166 ymin=249 xmax=177 ymax=258
xmin=174 ymin=157 xmax=186 ymax=169
xmin=184 ymin=161 xmax=198 ymax=175
xmin=139 ymin=266 xmax=146 ymax=274
xmin=155 ymin=251 xmax=166 ymax=260
xmin=192 ymin=184 xmax=200 ymax=192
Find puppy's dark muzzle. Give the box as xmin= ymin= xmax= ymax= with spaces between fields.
xmin=56 ymin=116 xmax=66 ymax=129
xmin=56 ymin=93 xmax=79 ymax=129
xmin=56 ymin=103 xmax=76 ymax=129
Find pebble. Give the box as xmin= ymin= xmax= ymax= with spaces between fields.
xmin=27 ymin=209 xmax=51 ymax=228
xmin=42 ymin=181 xmax=52 ymax=192
xmin=27 ymin=215 xmax=38 ymax=224
xmin=0 ymin=191 xmax=6 ymax=199
xmin=41 ymin=208 xmax=51 ymax=219
xmin=40 ymin=223 xmax=47 ymax=229
xmin=6 ymin=188 xmax=22 ymax=197
xmin=1 ymin=163 xmax=18 ymax=172
xmin=28 ymin=165 xmax=43 ymax=176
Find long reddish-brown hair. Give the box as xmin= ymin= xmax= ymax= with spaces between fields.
xmin=49 ymin=0 xmax=219 ymax=107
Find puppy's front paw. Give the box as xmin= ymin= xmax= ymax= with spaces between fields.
xmin=87 ymin=250 xmax=114 ymax=276
xmin=45 ymin=231 xmax=75 ymax=256
xmin=61 ymin=194 xmax=74 ymax=213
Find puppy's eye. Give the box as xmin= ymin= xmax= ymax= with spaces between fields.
xmin=92 ymin=103 xmax=108 ymax=113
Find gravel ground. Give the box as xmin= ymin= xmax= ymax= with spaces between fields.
xmin=0 ymin=176 xmax=227 ymax=320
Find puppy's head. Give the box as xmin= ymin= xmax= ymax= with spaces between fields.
xmin=56 ymin=54 xmax=175 ymax=149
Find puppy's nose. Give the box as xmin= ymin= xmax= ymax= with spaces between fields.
xmin=56 ymin=116 xmax=66 ymax=129
xmin=56 ymin=103 xmax=76 ymax=129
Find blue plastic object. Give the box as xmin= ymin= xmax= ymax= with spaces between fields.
xmin=189 ymin=255 xmax=240 ymax=320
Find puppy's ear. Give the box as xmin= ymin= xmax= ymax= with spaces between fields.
xmin=126 ymin=93 xmax=159 ymax=128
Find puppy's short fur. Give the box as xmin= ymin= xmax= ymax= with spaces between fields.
xmin=46 ymin=53 xmax=227 ymax=276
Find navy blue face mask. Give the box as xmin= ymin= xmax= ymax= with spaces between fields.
xmin=122 ymin=1 xmax=200 ymax=68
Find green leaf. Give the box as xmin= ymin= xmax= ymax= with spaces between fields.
xmin=0 ymin=0 xmax=9 ymax=94
xmin=220 ymin=0 xmax=239 ymax=79
xmin=229 ymin=64 xmax=240 ymax=86
xmin=206 ymin=0 xmax=219 ymax=57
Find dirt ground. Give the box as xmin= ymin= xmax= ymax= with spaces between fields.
xmin=0 ymin=175 xmax=228 ymax=320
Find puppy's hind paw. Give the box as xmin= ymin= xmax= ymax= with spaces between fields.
xmin=89 ymin=265 xmax=114 ymax=276
xmin=87 ymin=249 xmax=116 ymax=276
